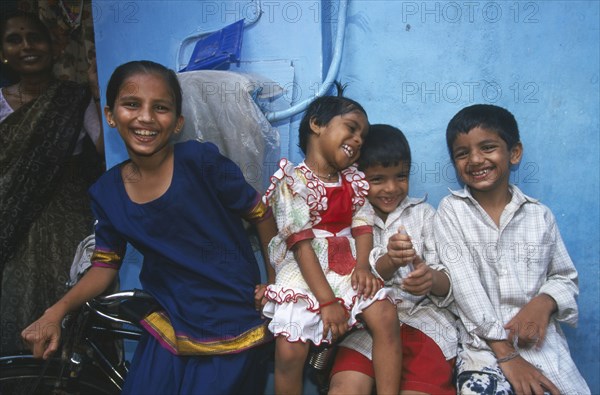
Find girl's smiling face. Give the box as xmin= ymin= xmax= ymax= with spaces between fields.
xmin=105 ymin=72 xmax=184 ymax=159
xmin=311 ymin=110 xmax=369 ymax=172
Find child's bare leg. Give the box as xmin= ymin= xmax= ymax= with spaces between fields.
xmin=361 ymin=300 xmax=402 ymax=395
xmin=274 ymin=337 xmax=310 ymax=395
xmin=329 ymin=370 xmax=374 ymax=395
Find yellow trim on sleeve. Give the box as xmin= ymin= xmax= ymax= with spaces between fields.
xmin=244 ymin=200 xmax=270 ymax=222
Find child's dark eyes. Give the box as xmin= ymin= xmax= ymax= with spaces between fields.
xmin=481 ymin=145 xmax=497 ymax=152
xmin=453 ymin=151 xmax=467 ymax=160
xmin=154 ymin=105 xmax=170 ymax=112
xmin=120 ymin=102 xmax=171 ymax=112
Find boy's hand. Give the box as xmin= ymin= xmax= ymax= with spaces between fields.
xmin=504 ymin=294 xmax=556 ymax=349
xmin=21 ymin=309 xmax=63 ymax=360
xmin=400 ymin=256 xmax=433 ymax=295
xmin=386 ymin=228 xmax=416 ymax=268
xmin=254 ymin=284 xmax=269 ymax=312
xmin=321 ymin=302 xmax=349 ymax=342
xmin=499 ymin=354 xmax=560 ymax=395
xmin=351 ymin=267 xmax=382 ymax=299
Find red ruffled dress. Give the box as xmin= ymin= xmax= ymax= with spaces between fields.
xmin=262 ymin=159 xmax=396 ymax=345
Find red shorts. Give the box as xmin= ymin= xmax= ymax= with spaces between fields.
xmin=331 ymin=325 xmax=455 ymax=395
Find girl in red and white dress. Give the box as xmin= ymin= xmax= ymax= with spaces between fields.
xmin=262 ymin=94 xmax=402 ymax=394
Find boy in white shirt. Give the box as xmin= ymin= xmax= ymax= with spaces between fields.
xmin=328 ymin=124 xmax=458 ymax=395
xmin=435 ymin=104 xmax=590 ymax=394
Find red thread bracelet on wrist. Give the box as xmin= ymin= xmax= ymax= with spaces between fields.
xmin=319 ymin=297 xmax=343 ymax=309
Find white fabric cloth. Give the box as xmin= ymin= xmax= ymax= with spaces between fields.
xmin=341 ymin=196 xmax=458 ymax=360
xmin=262 ymin=159 xmax=397 ymax=345
xmin=434 ymin=184 xmax=590 ymax=394
xmin=0 ymin=88 xmax=12 ymax=123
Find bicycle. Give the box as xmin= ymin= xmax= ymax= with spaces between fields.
xmin=0 ymin=289 xmax=156 ymax=395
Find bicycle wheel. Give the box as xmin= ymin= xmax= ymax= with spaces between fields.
xmin=0 ymin=355 xmax=119 ymax=395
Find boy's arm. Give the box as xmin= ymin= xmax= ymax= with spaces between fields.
xmin=407 ymin=206 xmax=452 ymax=299
xmin=487 ymin=339 xmax=560 ymax=395
xmin=374 ymin=231 xmax=415 ymax=280
xmin=504 ymin=212 xmax=577 ymax=348
xmin=504 ymin=293 xmax=556 ymax=348
xmin=536 ymin=216 xmax=579 ymax=325
xmin=400 ymin=259 xmax=450 ymax=297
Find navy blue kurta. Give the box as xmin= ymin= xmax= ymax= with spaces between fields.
xmin=89 ymin=140 xmax=270 ymax=353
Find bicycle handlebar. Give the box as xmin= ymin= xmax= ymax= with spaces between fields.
xmin=85 ymin=289 xmax=158 ymax=327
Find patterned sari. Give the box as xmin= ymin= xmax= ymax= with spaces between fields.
xmin=0 ymin=80 xmax=100 ymax=353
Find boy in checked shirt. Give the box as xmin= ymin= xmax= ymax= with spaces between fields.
xmin=435 ymin=104 xmax=589 ymax=394
xmin=329 ymin=124 xmax=458 ymax=395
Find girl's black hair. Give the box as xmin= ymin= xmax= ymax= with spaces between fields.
xmin=105 ymin=60 xmax=183 ymax=117
xmin=357 ymin=124 xmax=411 ymax=171
xmin=446 ymin=104 xmax=520 ymax=161
xmin=297 ymin=83 xmax=367 ymax=155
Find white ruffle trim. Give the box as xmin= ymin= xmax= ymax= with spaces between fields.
xmin=263 ymin=285 xmax=398 ymax=345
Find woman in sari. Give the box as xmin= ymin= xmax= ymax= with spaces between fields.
xmin=0 ymin=11 xmax=103 ymax=354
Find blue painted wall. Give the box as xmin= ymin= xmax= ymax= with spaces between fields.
xmin=92 ymin=0 xmax=599 ymax=392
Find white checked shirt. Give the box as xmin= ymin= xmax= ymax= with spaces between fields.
xmin=340 ymin=196 xmax=459 ymax=360
xmin=434 ymin=185 xmax=590 ymax=394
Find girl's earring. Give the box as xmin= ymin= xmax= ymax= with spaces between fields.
xmin=108 ymin=121 xmax=116 ymax=128
xmin=2 ymin=59 xmax=7 ymax=64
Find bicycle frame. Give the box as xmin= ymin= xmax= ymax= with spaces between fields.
xmin=0 ymin=290 xmax=150 ymax=395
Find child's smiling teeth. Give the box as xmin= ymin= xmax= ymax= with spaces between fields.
xmin=342 ymin=144 xmax=354 ymax=157
xmin=472 ymin=168 xmax=490 ymax=177
xmin=134 ymin=129 xmax=158 ymax=137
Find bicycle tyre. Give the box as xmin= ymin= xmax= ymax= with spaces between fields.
xmin=0 ymin=355 xmax=120 ymax=395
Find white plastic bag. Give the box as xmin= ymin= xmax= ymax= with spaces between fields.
xmin=176 ymin=70 xmax=280 ymax=193
xmin=68 ymin=234 xmax=96 ymax=287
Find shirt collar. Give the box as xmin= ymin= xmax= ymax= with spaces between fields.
xmin=448 ymin=184 xmax=538 ymax=207
xmin=373 ymin=195 xmax=427 ymax=228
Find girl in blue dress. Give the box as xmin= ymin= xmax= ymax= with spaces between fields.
xmin=22 ymin=60 xmax=278 ymax=394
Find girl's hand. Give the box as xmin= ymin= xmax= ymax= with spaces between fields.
xmin=320 ymin=302 xmax=349 ymax=342
xmin=351 ymin=267 xmax=382 ymax=299
xmin=254 ymin=284 xmax=268 ymax=312
xmin=400 ymin=256 xmax=433 ymax=295
xmin=21 ymin=308 xmax=64 ymax=360
xmin=499 ymin=354 xmax=560 ymax=395
xmin=504 ymin=294 xmax=556 ymax=349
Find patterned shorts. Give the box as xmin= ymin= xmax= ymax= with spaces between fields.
xmin=456 ymin=371 xmax=514 ymax=395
